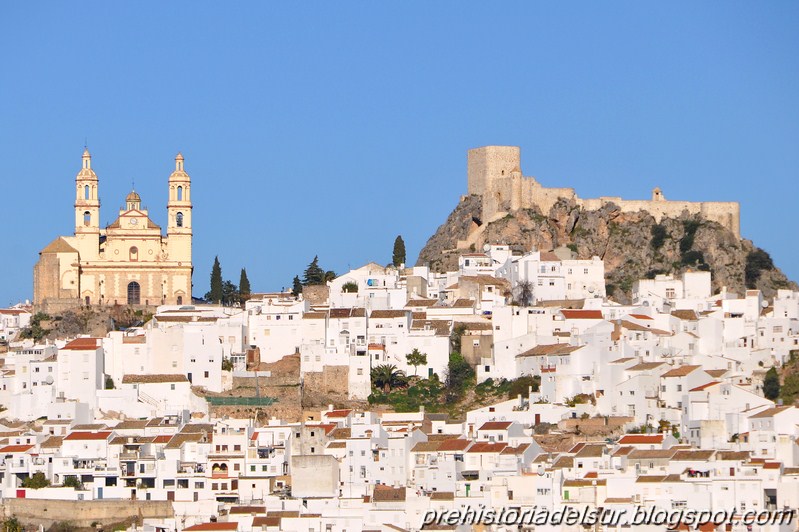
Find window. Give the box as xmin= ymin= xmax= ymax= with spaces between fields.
xmin=170 ymin=384 xmax=175 ymax=390
xmin=177 ymin=186 xmax=183 ymax=201
xmin=84 ymin=185 xmax=90 ymax=200
xmin=204 ymin=371 xmax=209 ymax=378
xmin=83 ymin=211 xmax=91 ymax=226
xmin=129 ymin=247 xmax=138 ymax=262
xmin=176 ymin=212 xmax=184 ymax=227
xmin=584 ymin=268 xmax=589 ymax=275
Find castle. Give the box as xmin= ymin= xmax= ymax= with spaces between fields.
xmin=33 ymin=149 xmax=193 ymax=312
xmin=466 ymin=145 xmax=740 ymax=238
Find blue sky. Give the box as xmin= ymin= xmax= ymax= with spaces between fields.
xmin=1 ymin=2 xmax=797 ymax=305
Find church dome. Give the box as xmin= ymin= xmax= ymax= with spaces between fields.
xmin=126 ymin=190 xmax=141 ymax=202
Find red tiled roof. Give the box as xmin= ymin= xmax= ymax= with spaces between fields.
xmin=0 ymin=444 xmax=33 ymax=453
xmin=561 ymin=310 xmax=603 ymax=320
xmin=183 ymin=523 xmax=238 ymax=531
xmin=64 ymin=431 xmax=112 ymax=441
xmin=479 ymin=421 xmax=512 ymax=431
xmin=153 ymin=435 xmax=172 ymax=444
xmin=437 ymin=439 xmax=470 ymax=452
xmin=61 ymin=338 xmax=102 ymax=350
xmin=325 ymin=409 xmax=352 ymax=418
xmin=466 ymin=442 xmax=507 ymax=453
xmin=689 ymin=381 xmax=720 ymax=392
xmin=629 ymin=314 xmax=653 ymax=320
xmin=618 ymin=434 xmax=664 ymax=445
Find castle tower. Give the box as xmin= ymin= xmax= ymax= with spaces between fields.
xmin=74 ymin=148 xmax=100 ymax=233
xmin=166 ymin=152 xmax=192 ymax=263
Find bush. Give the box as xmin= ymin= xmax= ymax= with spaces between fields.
xmin=21 ymin=471 xmax=50 ymax=489
xmin=342 ymin=281 xmax=358 ymax=293
xmin=507 ymin=375 xmax=540 ymax=399
xmin=745 ymin=248 xmax=775 ymax=288
xmin=650 ymin=224 xmax=667 ymax=250
xmin=445 ymin=353 xmax=474 ymax=403
xmin=63 ymin=475 xmax=85 ymax=490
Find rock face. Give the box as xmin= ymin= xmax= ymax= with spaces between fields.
xmin=417 ymin=195 xmax=796 ymax=303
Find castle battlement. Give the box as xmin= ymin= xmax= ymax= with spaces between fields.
xmin=467 ymin=145 xmax=740 ymax=238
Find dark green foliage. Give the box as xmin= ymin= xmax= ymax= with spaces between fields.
xmin=781 ymin=374 xmax=799 ymax=404
xmin=21 ymin=471 xmax=50 ymax=489
xmin=221 ymin=280 xmax=238 ymax=305
xmin=239 ymin=269 xmax=251 ymax=301
xmin=679 ymin=220 xmax=701 ymax=254
xmin=19 ymin=312 xmax=51 ymax=342
xmin=342 ymin=281 xmax=358 ymax=293
xmin=221 ymin=357 xmax=233 ymax=371
xmin=450 ymin=324 xmax=467 ymax=354
xmin=303 ymin=256 xmax=326 ymax=286
xmin=369 ymin=374 xmax=443 ymax=413
xmin=681 ymin=250 xmax=705 ymax=266
xmin=406 ymin=349 xmax=427 ymax=376
xmin=392 ymin=235 xmax=406 ymax=267
xmin=763 ymin=367 xmax=780 ymax=400
xmin=645 ymin=269 xmax=667 ymax=280
xmin=445 ymin=352 xmax=475 ymax=403
xmin=63 ymin=475 xmax=84 ymax=490
xmin=324 ymin=271 xmax=337 ymax=283
xmin=2 ymin=516 xmax=21 ymax=532
xmin=48 ymin=522 xmax=76 ymax=532
xmin=370 ymin=364 xmax=407 ymax=393
xmin=745 ymin=249 xmax=775 ymax=288
xmin=104 ymin=376 xmax=115 ymax=390
xmin=507 ymin=375 xmax=540 ymax=398
xmin=650 ymin=224 xmax=667 ymax=250
xmin=208 ymin=256 xmax=223 ymax=303
xmin=292 ymin=276 xmax=303 ymax=297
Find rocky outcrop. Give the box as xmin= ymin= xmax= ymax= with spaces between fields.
xmin=417 ymin=196 xmax=795 ymax=303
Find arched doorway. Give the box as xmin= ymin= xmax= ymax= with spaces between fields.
xmin=127 ymin=282 xmax=141 ymax=305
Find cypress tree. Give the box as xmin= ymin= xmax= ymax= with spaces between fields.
xmin=292 ymin=275 xmax=303 ymax=297
xmin=209 ymin=256 xmax=223 ymax=303
xmin=392 ymin=235 xmax=406 ymax=267
xmin=239 ymin=268 xmax=251 ymax=302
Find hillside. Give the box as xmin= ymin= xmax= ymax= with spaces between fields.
xmin=417 ymin=195 xmax=795 ymax=302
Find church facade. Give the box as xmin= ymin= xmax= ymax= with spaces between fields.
xmin=34 ymin=149 xmax=193 ymax=312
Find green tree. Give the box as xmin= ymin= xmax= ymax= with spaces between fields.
xmin=392 ymin=235 xmax=406 ymax=267
xmin=208 ymin=256 xmax=223 ymax=303
xmin=21 ymin=471 xmax=50 ymax=489
xmin=221 ymin=357 xmax=233 ymax=371
xmin=763 ymin=367 xmax=780 ymax=400
xmin=324 ymin=270 xmax=337 ymax=283
xmin=239 ymin=268 xmax=251 ymax=302
xmin=745 ymin=248 xmax=775 ymax=288
xmin=221 ymin=280 xmax=239 ymax=306
xmin=406 ymin=349 xmax=428 ymax=376
xmin=2 ymin=516 xmax=21 ymax=532
xmin=445 ymin=352 xmax=475 ymax=403
xmin=370 ymin=364 xmax=407 ymax=393
xmin=63 ymin=475 xmax=85 ymax=490
xmin=292 ymin=276 xmax=303 ymax=297
xmin=303 ymin=256 xmax=326 ymax=286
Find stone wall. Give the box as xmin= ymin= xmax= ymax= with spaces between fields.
xmin=468 ymin=145 xmax=741 ymax=239
xmin=2 ymin=498 xmax=173 ymax=528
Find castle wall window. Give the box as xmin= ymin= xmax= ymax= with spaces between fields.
xmin=176 ymin=212 xmax=184 ymax=227
xmin=127 ymin=282 xmax=141 ymax=305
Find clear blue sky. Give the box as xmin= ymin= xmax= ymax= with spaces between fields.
xmin=1 ymin=2 xmax=797 ymax=305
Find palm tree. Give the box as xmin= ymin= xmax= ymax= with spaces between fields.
xmin=370 ymin=364 xmax=407 ymax=393
xmin=515 ymin=280 xmax=534 ymax=307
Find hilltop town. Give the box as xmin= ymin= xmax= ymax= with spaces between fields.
xmin=1 ymin=147 xmax=799 ymax=531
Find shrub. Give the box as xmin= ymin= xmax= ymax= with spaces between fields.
xmin=21 ymin=471 xmax=50 ymax=489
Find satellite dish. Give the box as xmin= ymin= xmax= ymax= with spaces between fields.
xmin=761 ymin=301 xmax=768 ymax=308
xmin=537 ymin=464 xmax=545 ymax=476
xmin=45 ymin=375 xmax=54 ymax=385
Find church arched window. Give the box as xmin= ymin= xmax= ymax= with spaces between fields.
xmin=176 ymin=212 xmax=184 ymax=227
xmin=83 ymin=211 xmax=91 ymax=226
xmin=129 ymin=246 xmax=138 ymax=262
xmin=127 ymin=281 xmax=141 ymax=305
xmin=177 ymin=186 xmax=183 ymax=201
xmin=84 ymin=185 xmax=90 ymax=200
